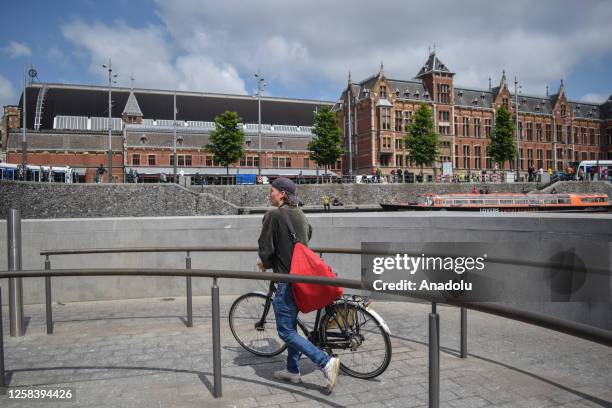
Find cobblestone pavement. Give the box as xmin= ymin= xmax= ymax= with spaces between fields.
xmin=1 ymin=289 xmax=611 ymax=408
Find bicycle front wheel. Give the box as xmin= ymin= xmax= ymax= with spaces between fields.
xmin=321 ymin=303 xmax=392 ymax=379
xmin=229 ymin=292 xmax=286 ymax=357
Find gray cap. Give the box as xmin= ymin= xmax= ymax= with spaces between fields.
xmin=271 ymin=177 xmax=299 ymax=205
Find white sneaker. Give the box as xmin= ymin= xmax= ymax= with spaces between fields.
xmin=273 ymin=369 xmax=302 ymax=383
xmin=322 ymin=357 xmax=340 ymax=392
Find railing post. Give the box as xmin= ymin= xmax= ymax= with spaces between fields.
xmin=211 ymin=277 xmax=222 ymax=398
xmin=429 ymin=302 xmax=439 ymax=408
xmin=0 ymin=287 xmax=6 ymax=387
xmin=460 ymin=307 xmax=467 ymax=358
xmin=45 ymin=256 xmax=53 ymax=334
xmin=7 ymin=208 xmax=24 ymax=337
xmin=185 ymin=252 xmax=193 ymax=328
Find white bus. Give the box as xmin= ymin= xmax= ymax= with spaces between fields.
xmin=576 ymin=160 xmax=612 ymax=181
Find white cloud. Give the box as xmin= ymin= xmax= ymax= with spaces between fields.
xmin=152 ymin=0 xmax=612 ymax=97
xmin=61 ymin=20 xmax=246 ymax=94
xmin=580 ymin=93 xmax=608 ymax=103
xmin=58 ymin=1 xmax=612 ymax=100
xmin=2 ymin=41 xmax=31 ymax=59
xmin=0 ymin=75 xmax=16 ymax=107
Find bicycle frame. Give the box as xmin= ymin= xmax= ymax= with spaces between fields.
xmin=258 ymin=282 xmax=357 ymax=351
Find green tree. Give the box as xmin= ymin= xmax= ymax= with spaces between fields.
xmin=205 ymin=111 xmax=245 ymax=176
xmin=404 ymin=103 xmax=439 ymax=180
xmin=487 ymin=106 xmax=516 ymax=169
xmin=308 ymin=107 xmax=344 ymax=181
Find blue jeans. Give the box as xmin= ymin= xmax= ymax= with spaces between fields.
xmin=272 ymin=282 xmax=331 ymax=374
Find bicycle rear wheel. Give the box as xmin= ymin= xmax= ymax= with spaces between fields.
xmin=229 ymin=292 xmax=286 ymax=357
xmin=321 ymin=303 xmax=392 ymax=379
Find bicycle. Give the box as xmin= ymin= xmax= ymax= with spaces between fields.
xmin=229 ymin=282 xmax=392 ymax=379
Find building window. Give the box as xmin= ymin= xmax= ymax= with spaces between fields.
xmin=474 ymin=118 xmax=481 ymax=138
xmin=546 ymin=150 xmax=552 ymax=170
xmin=205 ymin=156 xmax=216 ymax=166
xmin=454 ymin=145 xmax=459 ymax=169
xmin=463 ymin=145 xmax=470 ymax=169
xmin=437 ymin=84 xmax=450 ymax=103
xmin=545 ymin=124 xmax=552 ymax=142
xmin=526 ymin=122 xmax=533 ymax=141
xmin=518 ymin=121 xmax=523 ymax=140
xmin=556 ymin=125 xmax=562 ymax=142
xmin=381 ymin=107 xmax=391 ymax=130
xmin=379 ymin=85 xmax=387 ymax=99
xmin=536 ymin=123 xmax=542 ymax=141
xmin=462 ymin=117 xmax=469 ymax=137
xmin=519 ymin=148 xmax=524 ymax=170
xmin=438 ymin=126 xmax=449 ymax=135
xmin=394 ymin=110 xmax=403 ymax=131
xmin=581 ymin=127 xmax=587 ymax=144
xmin=485 ymin=119 xmax=492 ymax=137
xmin=589 ymin=128 xmax=595 ymax=145
xmin=502 ymin=98 xmax=509 ymax=109
xmin=474 ymin=145 xmax=482 ymax=169
xmin=132 ymin=154 xmax=140 ymax=165
xmin=536 ymin=149 xmax=543 ymax=169
xmin=403 ymin=111 xmax=412 ymax=131
xmin=454 ymin=116 xmax=458 ymax=135
xmin=148 ymin=155 xmax=156 ymax=166
xmin=438 ymin=110 xmax=450 ymax=122
xmin=561 ymin=104 xmax=566 ymax=117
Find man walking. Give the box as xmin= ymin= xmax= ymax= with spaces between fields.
xmin=257 ymin=177 xmax=341 ymax=392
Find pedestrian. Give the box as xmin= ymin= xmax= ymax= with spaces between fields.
xmin=471 ymin=186 xmax=478 ymax=194
xmin=96 ymin=164 xmax=105 ymax=183
xmin=322 ymin=194 xmax=330 ymax=212
xmin=332 ymin=197 xmax=343 ymax=206
xmin=397 ymin=168 xmax=403 ymax=183
xmin=484 ymin=186 xmax=490 ymax=194
xmin=160 ymin=172 xmax=167 ymax=183
xmin=257 ymin=177 xmax=340 ymax=392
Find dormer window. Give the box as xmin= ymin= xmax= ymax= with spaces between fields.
xmin=395 ymin=89 xmax=400 ymax=97
xmin=403 ymin=89 xmax=410 ymax=98
xmin=140 ymin=135 xmax=148 ymax=145
xmin=414 ymin=91 xmax=420 ymax=98
xmin=379 ymin=85 xmax=387 ymax=98
xmin=277 ymin=139 xmax=284 ymax=148
xmin=177 ymin=135 xmax=184 ymax=146
xmin=472 ymin=98 xmax=478 ymax=105
xmin=245 ymin=139 xmax=252 ymax=147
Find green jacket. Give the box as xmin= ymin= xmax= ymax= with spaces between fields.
xmin=258 ymin=203 xmax=312 ymax=274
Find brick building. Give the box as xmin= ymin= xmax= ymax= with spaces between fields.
xmin=1 ymin=83 xmax=337 ymax=182
xmin=336 ymin=52 xmax=612 ymax=180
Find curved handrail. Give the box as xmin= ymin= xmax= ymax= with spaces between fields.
xmin=40 ymin=246 xmax=611 ymax=275
xmin=2 ymin=267 xmax=611 ymax=347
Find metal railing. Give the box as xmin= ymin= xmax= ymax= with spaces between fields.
xmin=2 ymin=210 xmax=612 ymax=406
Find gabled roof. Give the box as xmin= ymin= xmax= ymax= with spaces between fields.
xmin=122 ymin=91 xmax=143 ymax=116
xmin=416 ymin=52 xmax=453 ymax=78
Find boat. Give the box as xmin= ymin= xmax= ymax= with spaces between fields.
xmin=380 ymin=193 xmax=611 ymax=212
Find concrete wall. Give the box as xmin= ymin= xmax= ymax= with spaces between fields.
xmin=194 ymin=182 xmax=543 ymax=207
xmin=1 ymin=212 xmax=611 ymax=330
xmin=2 ymin=180 xmax=610 ymax=219
xmin=0 ymin=181 xmax=239 ymax=219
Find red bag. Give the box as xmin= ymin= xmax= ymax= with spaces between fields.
xmin=279 ymin=208 xmax=343 ymax=313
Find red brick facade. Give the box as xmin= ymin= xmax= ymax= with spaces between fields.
xmin=337 ymin=54 xmax=612 ymax=179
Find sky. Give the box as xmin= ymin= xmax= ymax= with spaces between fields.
xmin=1 ymin=0 xmax=612 ymax=109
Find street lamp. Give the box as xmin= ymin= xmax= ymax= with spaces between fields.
xmin=254 ymin=71 xmax=266 ymax=176
xmin=102 ymin=59 xmax=118 ymax=183
xmin=514 ymin=77 xmax=522 ymax=181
